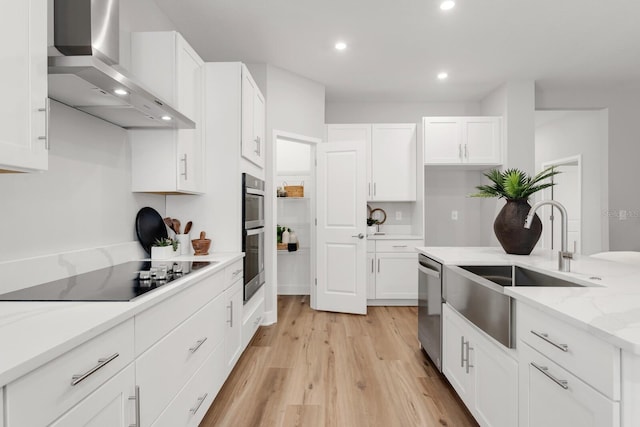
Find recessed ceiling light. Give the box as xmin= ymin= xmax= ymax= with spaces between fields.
xmin=335 ymin=42 xmax=347 ymax=51
xmin=114 ymin=88 xmax=128 ymax=96
xmin=161 ymin=115 xmax=172 ymax=121
xmin=440 ymin=1 xmax=455 ymax=11
xmin=437 ymin=72 xmax=449 ymax=80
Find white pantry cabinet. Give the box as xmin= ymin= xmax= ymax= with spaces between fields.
xmin=442 ymin=304 xmax=518 ymax=427
xmin=241 ymin=65 xmax=266 ymax=168
xmin=49 ymin=364 xmax=136 ymax=427
xmin=130 ymin=31 xmax=205 ymax=194
xmin=423 ymin=117 xmax=501 ymax=166
xmin=0 ymin=0 xmax=48 ymax=173
xmin=326 ymin=123 xmax=417 ymax=201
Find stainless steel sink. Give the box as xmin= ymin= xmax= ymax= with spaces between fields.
xmin=444 ymin=265 xmax=583 ymax=349
xmin=459 ymin=265 xmax=582 ymax=288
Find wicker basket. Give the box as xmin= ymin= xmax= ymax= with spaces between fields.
xmin=277 ymin=243 xmax=288 ymax=250
xmin=283 ymin=182 xmax=304 ymax=198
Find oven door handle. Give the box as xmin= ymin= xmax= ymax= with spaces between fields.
xmin=245 ymin=228 xmax=265 ymax=236
xmin=246 ymin=188 xmax=265 ymax=196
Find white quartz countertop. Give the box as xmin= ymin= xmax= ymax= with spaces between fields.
xmin=417 ymin=246 xmax=640 ymax=355
xmin=0 ymin=252 xmax=243 ymax=387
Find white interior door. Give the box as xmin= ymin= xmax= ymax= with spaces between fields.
xmin=316 ymin=141 xmax=367 ymax=314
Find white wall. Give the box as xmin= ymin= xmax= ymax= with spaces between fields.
xmin=535 ymin=110 xmax=608 ymax=255
xmin=0 ymin=102 xmax=164 ymax=262
xmin=536 ymin=85 xmax=639 ymax=250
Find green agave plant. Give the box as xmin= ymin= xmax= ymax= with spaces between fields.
xmin=471 ymin=167 xmax=560 ymax=200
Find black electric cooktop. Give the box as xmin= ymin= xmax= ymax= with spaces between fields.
xmin=0 ymin=261 xmax=212 ymax=302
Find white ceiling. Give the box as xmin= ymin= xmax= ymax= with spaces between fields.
xmin=154 ymin=0 xmax=640 ymax=103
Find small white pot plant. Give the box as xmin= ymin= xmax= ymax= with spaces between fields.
xmin=151 ymin=237 xmax=179 ymax=260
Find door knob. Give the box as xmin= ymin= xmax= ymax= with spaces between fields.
xmin=351 ymin=233 xmax=364 ymax=239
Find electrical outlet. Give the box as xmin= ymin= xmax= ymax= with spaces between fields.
xmin=451 ymin=210 xmax=458 ymax=221
xmin=395 ymin=211 xmax=402 ymax=220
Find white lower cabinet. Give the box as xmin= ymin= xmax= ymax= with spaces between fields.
xmin=442 ymin=304 xmax=518 ymax=427
xmin=49 ymin=364 xmax=136 ymax=427
xmin=367 ymin=240 xmax=418 ymax=303
xmin=242 ymin=285 xmax=265 ymax=349
xmin=519 ymin=342 xmax=619 ymax=427
xmin=152 ymin=344 xmax=225 ymax=427
xmin=136 ymin=291 xmax=225 ymax=426
xmin=225 ymin=279 xmax=244 ymax=371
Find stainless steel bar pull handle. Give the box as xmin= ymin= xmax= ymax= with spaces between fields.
xmin=128 ymin=386 xmax=140 ymax=427
xmin=392 ymin=245 xmax=408 ymax=248
xmin=227 ymin=301 xmax=233 ymax=327
xmin=351 ymin=233 xmax=364 ymax=239
xmin=530 ymin=330 xmax=569 ymax=352
xmin=460 ymin=336 xmax=465 ymax=368
xmin=181 ymin=154 xmax=188 ymax=180
xmin=531 ymin=362 xmax=569 ymax=390
xmin=458 ymin=144 xmax=462 ymax=159
xmin=465 ymin=343 xmax=474 ymax=373
xmin=464 ymin=144 xmax=468 ymax=159
xmin=377 ymin=259 xmax=380 ymax=273
xmin=190 ymin=393 xmax=209 ymax=414
xmin=373 ymin=182 xmax=377 ymax=196
xmin=232 ymin=268 xmax=243 ymax=278
xmin=38 ymin=98 xmax=50 ymax=149
xmin=368 ymin=183 xmax=371 ymax=197
xmin=71 ymin=353 xmax=119 ymax=386
xmin=189 ymin=337 xmax=208 ymax=353
xmin=371 ymin=258 xmax=374 ymax=273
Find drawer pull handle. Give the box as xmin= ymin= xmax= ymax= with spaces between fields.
xmin=232 ymin=268 xmax=243 ymax=277
xmin=392 ymin=245 xmax=408 ymax=248
xmin=254 ymin=316 xmax=262 ymax=326
xmin=531 ymin=362 xmax=569 ymax=390
xmin=189 ymin=393 xmax=209 ymax=414
xmin=71 ymin=353 xmax=119 ymax=386
xmin=128 ymin=386 xmax=140 ymax=427
xmin=530 ymin=330 xmax=569 ymax=352
xmin=189 ymin=337 xmax=208 ymax=353
xmin=460 ymin=336 xmax=465 ymax=368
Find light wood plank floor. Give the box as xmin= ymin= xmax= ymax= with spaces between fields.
xmin=201 ymin=296 xmax=477 ymax=427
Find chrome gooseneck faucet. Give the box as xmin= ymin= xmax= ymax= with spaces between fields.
xmin=524 ymin=200 xmax=573 ymax=272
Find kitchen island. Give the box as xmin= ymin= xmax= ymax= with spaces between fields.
xmin=417 ymin=246 xmax=640 ymax=427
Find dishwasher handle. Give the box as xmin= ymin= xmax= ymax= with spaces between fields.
xmin=418 ymin=264 xmax=441 ymax=279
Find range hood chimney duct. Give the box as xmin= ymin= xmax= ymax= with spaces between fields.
xmin=48 ymin=0 xmax=195 ymax=129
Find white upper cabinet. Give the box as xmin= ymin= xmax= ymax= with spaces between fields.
xmin=371 ymin=124 xmax=416 ymax=201
xmin=241 ymin=65 xmax=266 ymax=168
xmin=0 ymin=0 xmax=48 ymax=173
xmin=130 ymin=32 xmax=205 ymax=194
xmin=326 ymin=123 xmax=417 ymax=201
xmin=424 ymin=117 xmax=501 ymax=166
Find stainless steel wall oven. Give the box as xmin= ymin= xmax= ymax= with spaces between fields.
xmin=242 ymin=173 xmax=265 ymax=303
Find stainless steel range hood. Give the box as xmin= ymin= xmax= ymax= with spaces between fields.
xmin=48 ymin=0 xmax=195 ymax=129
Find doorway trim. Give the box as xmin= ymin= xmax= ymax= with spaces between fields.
xmin=265 ymin=130 xmax=321 ymax=325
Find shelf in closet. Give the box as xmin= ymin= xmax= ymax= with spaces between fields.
xmin=277 ymin=247 xmax=309 ymax=255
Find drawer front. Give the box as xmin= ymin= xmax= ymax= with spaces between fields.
xmin=137 ymin=291 xmax=226 ymax=426
xmin=242 ymin=290 xmax=265 ymax=349
xmin=225 ymin=259 xmax=244 ymax=286
xmin=6 ymin=319 xmax=134 ymax=427
xmin=152 ymin=343 xmax=225 ymax=427
xmin=136 ymin=269 xmax=225 ymax=354
xmin=517 ymin=302 xmax=620 ymax=400
xmin=519 ymin=343 xmax=619 ymax=427
xmin=375 ymin=240 xmax=418 ymax=253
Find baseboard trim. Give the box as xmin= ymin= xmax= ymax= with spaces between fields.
xmin=367 ymin=299 xmax=418 ymax=306
xmin=277 ymin=285 xmax=310 ymax=295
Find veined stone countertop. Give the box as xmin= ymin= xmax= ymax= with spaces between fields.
xmin=0 ymin=250 xmax=243 ymax=387
xmin=416 ymin=246 xmax=640 ymax=355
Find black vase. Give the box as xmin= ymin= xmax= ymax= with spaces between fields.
xmin=494 ymin=199 xmax=542 ymax=255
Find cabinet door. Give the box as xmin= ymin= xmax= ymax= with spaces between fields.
xmin=0 ymin=0 xmax=48 ymax=173
xmin=463 ymin=117 xmax=501 ymax=164
xmin=241 ymin=67 xmax=264 ymax=168
xmin=375 ymin=253 xmax=418 ymax=299
xmin=49 ymin=365 xmax=136 ymax=427
xmin=326 ymin=124 xmax=373 ymax=199
xmin=371 ymin=124 xmax=416 ymax=201
xmin=367 ymin=253 xmax=376 ymax=299
xmin=473 ymin=333 xmax=518 ymax=427
xmin=423 ymin=117 xmax=462 ymax=164
xmin=519 ymin=343 xmax=619 ymax=427
xmin=442 ymin=304 xmax=473 ymax=405
xmin=176 ymin=36 xmax=204 ymax=193
xmin=225 ymin=280 xmax=244 ymax=370
xmin=253 ymin=88 xmax=266 ymax=168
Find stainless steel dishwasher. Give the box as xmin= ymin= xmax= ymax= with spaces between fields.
xmin=418 ymin=254 xmax=443 ymax=371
